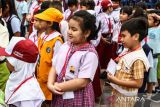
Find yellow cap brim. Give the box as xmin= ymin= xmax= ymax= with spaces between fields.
xmin=34 ymin=14 xmax=56 ymax=22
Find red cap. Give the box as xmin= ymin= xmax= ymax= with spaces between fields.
xmin=101 ymin=0 xmax=113 ymax=8
xmin=0 ymin=37 xmax=38 ymax=63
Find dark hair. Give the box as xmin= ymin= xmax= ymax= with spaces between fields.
xmin=68 ymin=0 xmax=78 ymax=7
xmin=147 ymin=9 xmax=160 ymax=25
xmin=41 ymin=1 xmax=51 ymax=10
xmin=80 ymin=0 xmax=95 ymax=10
xmin=70 ymin=10 xmax=100 ymax=41
xmin=135 ymin=1 xmax=147 ymax=10
xmin=121 ymin=17 xmax=148 ymax=41
xmin=2 ymin=0 xmax=18 ymax=16
xmin=50 ymin=1 xmax=62 ymax=12
xmin=156 ymin=1 xmax=160 ymax=9
xmin=51 ymin=22 xmax=60 ymax=32
xmin=120 ymin=6 xmax=133 ymax=16
xmin=131 ymin=7 xmax=147 ymax=19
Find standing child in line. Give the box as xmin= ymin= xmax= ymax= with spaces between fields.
xmin=34 ymin=8 xmax=64 ymax=106
xmin=107 ymin=18 xmax=150 ymax=107
xmin=147 ymin=11 xmax=160 ymax=93
xmin=0 ymin=37 xmax=45 ymax=107
xmin=28 ymin=10 xmax=45 ymax=46
xmin=47 ymin=10 xmax=99 ymax=107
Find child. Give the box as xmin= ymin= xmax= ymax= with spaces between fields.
xmin=2 ymin=0 xmax=21 ymax=40
xmin=15 ymin=0 xmax=28 ymax=37
xmin=96 ymin=0 xmax=116 ymax=70
xmin=147 ymin=11 xmax=160 ymax=93
xmin=112 ymin=6 xmax=132 ymax=54
xmin=80 ymin=0 xmax=96 ymax=16
xmin=64 ymin=0 xmax=79 ymax=21
xmin=28 ymin=10 xmax=45 ymax=46
xmin=107 ymin=18 xmax=150 ymax=107
xmin=34 ymin=8 xmax=64 ymax=106
xmin=47 ymin=10 xmax=99 ymax=107
xmin=50 ymin=1 xmax=69 ymax=42
xmin=0 ymin=37 xmax=45 ymax=107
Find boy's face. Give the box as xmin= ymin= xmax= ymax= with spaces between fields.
xmin=121 ymin=30 xmax=139 ymax=49
xmin=120 ymin=11 xmax=129 ymax=23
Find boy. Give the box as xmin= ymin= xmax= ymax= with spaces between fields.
xmin=107 ymin=18 xmax=150 ymax=107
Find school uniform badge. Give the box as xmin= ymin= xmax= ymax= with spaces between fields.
xmin=46 ymin=47 xmax=51 ymax=53
xmin=70 ymin=66 xmax=75 ymax=74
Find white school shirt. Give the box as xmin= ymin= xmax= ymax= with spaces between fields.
xmin=111 ymin=7 xmax=121 ymax=24
xmin=63 ymin=9 xmax=79 ymax=21
xmin=60 ymin=20 xmax=68 ymax=42
xmin=27 ymin=0 xmax=38 ymax=16
xmin=29 ymin=30 xmax=38 ymax=46
xmin=5 ymin=57 xmax=45 ymax=104
xmin=15 ymin=0 xmax=28 ymax=23
xmin=112 ymin=21 xmax=121 ymax=42
xmin=97 ymin=12 xmax=115 ymax=34
xmin=5 ymin=15 xmax=21 ymax=34
xmin=52 ymin=42 xmax=98 ymax=81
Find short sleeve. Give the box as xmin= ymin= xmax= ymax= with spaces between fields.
xmin=132 ymin=60 xmax=145 ymax=79
xmin=21 ymin=2 xmax=28 ymax=14
xmin=11 ymin=17 xmax=21 ymax=33
xmin=78 ymin=52 xmax=98 ymax=81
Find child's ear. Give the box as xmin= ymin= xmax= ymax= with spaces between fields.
xmin=48 ymin=21 xmax=53 ymax=27
xmin=134 ymin=33 xmax=140 ymax=41
xmin=84 ymin=30 xmax=91 ymax=39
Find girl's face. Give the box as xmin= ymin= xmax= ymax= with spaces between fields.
xmin=33 ymin=17 xmax=41 ymax=30
xmin=148 ymin=14 xmax=155 ymax=27
xmin=67 ymin=19 xmax=89 ymax=46
xmin=2 ymin=4 xmax=9 ymax=17
xmin=121 ymin=30 xmax=138 ymax=50
xmin=120 ymin=11 xmax=129 ymax=23
xmin=37 ymin=19 xmax=49 ymax=30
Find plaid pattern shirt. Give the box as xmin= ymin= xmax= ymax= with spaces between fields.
xmin=111 ymin=59 xmax=145 ymax=107
xmin=114 ymin=59 xmax=145 ymax=92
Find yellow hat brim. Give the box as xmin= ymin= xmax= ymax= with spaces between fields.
xmin=34 ymin=14 xmax=55 ymax=22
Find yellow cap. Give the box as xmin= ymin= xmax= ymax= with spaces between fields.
xmin=34 ymin=8 xmax=63 ymax=23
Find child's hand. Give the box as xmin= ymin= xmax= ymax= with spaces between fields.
xmin=107 ymin=73 xmax=117 ymax=83
xmin=49 ymin=82 xmax=64 ymax=95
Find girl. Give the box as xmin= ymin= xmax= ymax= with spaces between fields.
xmin=2 ymin=0 xmax=21 ymax=40
xmin=0 ymin=37 xmax=45 ymax=107
xmin=28 ymin=10 xmax=45 ymax=46
xmin=48 ymin=10 xmax=99 ymax=107
xmin=34 ymin=8 xmax=64 ymax=106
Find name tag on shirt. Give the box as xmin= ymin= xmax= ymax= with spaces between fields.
xmin=63 ymin=91 xmax=74 ymax=99
xmin=106 ymin=59 xmax=117 ymax=75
